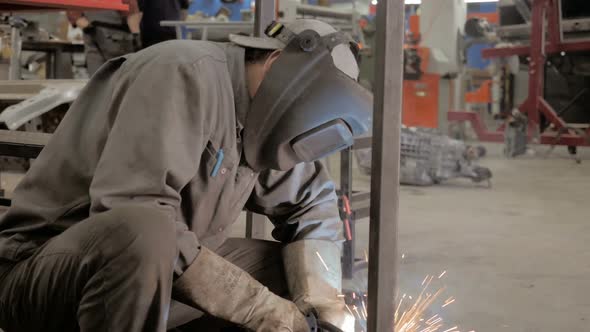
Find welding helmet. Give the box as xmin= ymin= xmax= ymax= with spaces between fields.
xmin=233 ymin=20 xmax=372 ymax=171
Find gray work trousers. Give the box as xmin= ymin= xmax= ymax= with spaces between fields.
xmin=0 ymin=207 xmax=286 ymax=332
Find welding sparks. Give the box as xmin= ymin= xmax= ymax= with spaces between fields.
xmin=425 ymin=314 xmax=439 ymax=325
xmin=395 ymin=283 xmax=447 ymax=332
xmin=315 ymin=251 xmax=329 ymax=271
xmin=442 ymin=297 xmax=456 ymax=308
xmin=351 ymin=270 xmax=464 ymax=332
xmin=361 ymin=299 xmax=368 ymax=317
xmin=352 ymin=305 xmax=362 ymax=320
xmin=345 ymin=304 xmax=354 ymax=316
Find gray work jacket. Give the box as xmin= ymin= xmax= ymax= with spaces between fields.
xmin=0 ymin=40 xmax=343 ymax=276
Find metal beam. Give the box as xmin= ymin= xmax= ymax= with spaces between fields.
xmin=254 ymin=0 xmax=275 ymax=37
xmin=447 ymin=111 xmax=505 ymax=142
xmin=367 ymin=0 xmax=404 ymax=331
xmin=514 ymin=0 xmax=532 ymax=22
xmin=340 ymin=148 xmax=354 ymax=280
xmin=245 ymin=0 xmax=277 ymax=240
xmin=8 ymin=25 xmax=22 ymax=80
xmin=245 ymin=213 xmax=267 ymax=239
xmin=0 ymin=129 xmax=50 ymax=159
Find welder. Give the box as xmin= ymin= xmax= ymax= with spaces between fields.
xmin=0 ymin=19 xmax=371 ymax=332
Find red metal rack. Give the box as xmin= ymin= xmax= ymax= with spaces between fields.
xmin=451 ymin=0 xmax=590 ymax=147
xmin=0 ymin=0 xmax=128 ymax=12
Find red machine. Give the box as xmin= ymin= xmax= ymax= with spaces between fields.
xmin=0 ymin=0 xmax=127 ymax=11
xmin=449 ymin=0 xmax=590 ymax=148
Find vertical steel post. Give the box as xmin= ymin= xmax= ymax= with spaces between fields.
xmin=367 ymin=0 xmax=405 ymax=331
xmin=340 ymin=148 xmax=354 ymax=279
xmin=8 ymin=26 xmax=21 ymax=80
xmin=254 ymin=0 xmax=276 ymax=37
xmin=548 ymin=0 xmax=561 ymax=47
xmin=246 ymin=0 xmax=276 ymax=239
xmin=524 ymin=0 xmax=548 ymax=130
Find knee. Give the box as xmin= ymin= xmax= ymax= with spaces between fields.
xmin=95 ymin=206 xmax=177 ymax=264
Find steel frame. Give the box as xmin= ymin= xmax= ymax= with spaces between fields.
xmin=366 ymin=0 xmax=404 ymax=330
xmin=453 ymin=0 xmax=590 ymax=147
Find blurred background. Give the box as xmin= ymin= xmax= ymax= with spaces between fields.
xmin=1 ymin=1 xmax=589 ymax=331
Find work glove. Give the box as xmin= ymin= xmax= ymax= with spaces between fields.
xmin=173 ymin=247 xmax=309 ymax=332
xmin=283 ymin=240 xmax=356 ymax=332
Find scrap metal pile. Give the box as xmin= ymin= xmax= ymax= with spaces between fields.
xmin=356 ymin=128 xmax=492 ymax=186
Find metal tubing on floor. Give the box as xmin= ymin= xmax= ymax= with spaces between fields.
xmin=367 ymin=0 xmax=405 ymax=331
xmin=245 ymin=0 xmax=276 ymax=239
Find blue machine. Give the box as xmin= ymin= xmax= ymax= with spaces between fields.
xmin=465 ymin=2 xmax=497 ymax=70
xmin=189 ymin=0 xmax=252 ymax=21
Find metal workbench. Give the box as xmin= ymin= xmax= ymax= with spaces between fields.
xmin=1 ymin=0 xmax=127 ymax=80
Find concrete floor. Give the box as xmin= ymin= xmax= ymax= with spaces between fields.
xmin=229 ymin=143 xmax=590 ymax=332
xmin=343 ymin=143 xmax=590 ymax=332
xmin=2 ymin=143 xmax=589 ymax=332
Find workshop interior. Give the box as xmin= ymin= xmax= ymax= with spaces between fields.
xmin=0 ymin=0 xmax=589 ymax=331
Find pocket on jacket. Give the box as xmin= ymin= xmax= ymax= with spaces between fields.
xmin=202 ymin=140 xmax=235 ymax=181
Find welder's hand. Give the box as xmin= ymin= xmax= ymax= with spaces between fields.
xmin=253 ymin=297 xmax=309 ymax=332
xmin=283 ymin=240 xmax=356 ymax=332
xmin=173 ymin=247 xmax=309 ymax=332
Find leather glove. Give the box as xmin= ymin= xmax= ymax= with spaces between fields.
xmin=283 ymin=240 xmax=355 ymax=332
xmin=173 ymin=247 xmax=309 ymax=332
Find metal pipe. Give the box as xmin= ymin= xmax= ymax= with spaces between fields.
xmin=557 ymin=88 xmax=588 ymax=117
xmin=340 ymin=147 xmax=354 ymax=280
xmin=8 ymin=26 xmax=21 ymax=80
xmin=523 ymin=0 xmax=548 ymax=128
xmin=366 ymin=0 xmax=405 ymax=331
xmin=160 ymin=21 xmax=254 ymax=28
xmin=254 ymin=0 xmax=275 ymax=37
xmin=295 ymin=4 xmax=353 ymax=20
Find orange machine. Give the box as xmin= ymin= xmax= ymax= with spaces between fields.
xmin=402 ymin=29 xmax=441 ymax=129
xmin=465 ymin=79 xmax=492 ymax=104
xmin=403 ymin=73 xmax=440 ymax=128
xmin=401 ymin=16 xmax=440 ymax=128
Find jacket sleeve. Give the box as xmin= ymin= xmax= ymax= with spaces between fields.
xmin=245 ymin=161 xmax=344 ymax=245
xmin=89 ymin=61 xmax=210 ymax=277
